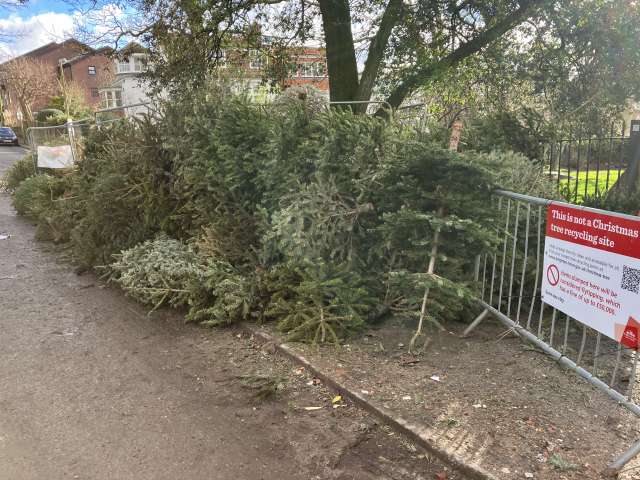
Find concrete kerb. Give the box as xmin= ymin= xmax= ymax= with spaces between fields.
xmin=241 ymin=324 xmax=500 ymax=480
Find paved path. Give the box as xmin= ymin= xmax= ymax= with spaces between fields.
xmin=0 ymin=147 xmax=318 ymax=479
xmin=0 ymin=147 xmax=454 ymax=480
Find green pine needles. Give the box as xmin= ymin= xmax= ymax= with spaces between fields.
xmin=9 ymin=86 xmax=554 ymax=345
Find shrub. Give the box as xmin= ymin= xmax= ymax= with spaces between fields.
xmin=12 ymin=174 xmax=67 ymax=218
xmin=467 ymin=150 xmax=557 ymax=199
xmin=582 ymin=191 xmax=640 ymax=215
xmin=1 ymin=154 xmax=37 ymax=193
xmin=185 ymin=262 xmax=256 ymax=327
xmin=264 ymin=260 xmax=375 ymax=343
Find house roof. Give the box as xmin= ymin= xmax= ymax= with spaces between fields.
xmin=61 ymin=46 xmax=113 ymax=67
xmin=117 ymin=42 xmax=148 ymax=57
xmin=23 ymin=39 xmax=90 ymax=59
xmin=0 ymin=38 xmax=91 ymax=66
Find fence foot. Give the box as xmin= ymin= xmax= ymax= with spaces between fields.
xmin=605 ymin=437 xmax=640 ymax=477
xmin=462 ymin=309 xmax=489 ymax=338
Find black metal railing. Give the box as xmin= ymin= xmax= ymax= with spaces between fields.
xmin=542 ymin=122 xmax=639 ymax=203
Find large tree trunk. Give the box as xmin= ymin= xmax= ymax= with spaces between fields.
xmin=318 ymin=0 xmax=359 ymax=103
xmin=352 ymin=0 xmax=403 ymax=113
xmin=609 ymin=133 xmax=640 ymax=195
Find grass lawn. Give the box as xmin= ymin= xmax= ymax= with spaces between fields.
xmin=554 ymin=168 xmax=624 ymax=202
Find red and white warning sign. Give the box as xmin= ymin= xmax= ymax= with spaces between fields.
xmin=541 ymin=203 xmax=640 ymax=349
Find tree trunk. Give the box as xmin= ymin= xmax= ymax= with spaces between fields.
xmin=353 ymin=0 xmax=403 ymax=113
xmin=609 ymin=133 xmax=640 ymax=195
xmin=318 ymin=0 xmax=360 ymax=104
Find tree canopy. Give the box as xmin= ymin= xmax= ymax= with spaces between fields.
xmin=76 ymin=0 xmax=639 ymax=124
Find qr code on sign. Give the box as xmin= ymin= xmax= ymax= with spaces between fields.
xmin=621 ymin=265 xmax=640 ymax=294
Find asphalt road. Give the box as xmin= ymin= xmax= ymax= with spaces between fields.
xmin=0 ymin=147 xmax=454 ymax=480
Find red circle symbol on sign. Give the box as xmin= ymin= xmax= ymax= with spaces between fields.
xmin=547 ymin=264 xmax=560 ymax=286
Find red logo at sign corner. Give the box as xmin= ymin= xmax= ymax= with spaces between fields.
xmin=547 ymin=264 xmax=560 ymax=286
xmin=617 ymin=317 xmax=640 ymax=351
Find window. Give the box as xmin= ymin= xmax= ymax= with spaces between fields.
xmin=300 ymin=62 xmax=316 ymax=78
xmin=297 ymin=62 xmax=326 ymax=78
xmin=91 ymin=88 xmax=99 ymax=98
xmin=101 ymin=89 xmax=123 ymax=109
xmin=249 ymin=50 xmax=265 ymax=70
xmin=88 ymin=66 xmax=96 ymax=75
xmin=315 ymin=62 xmax=327 ymax=77
xmin=133 ymin=55 xmax=147 ymax=72
xmin=116 ymin=59 xmax=130 ymax=74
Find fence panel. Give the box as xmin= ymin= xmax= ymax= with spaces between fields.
xmin=27 ymin=121 xmax=90 ymax=168
xmin=470 ymin=189 xmax=640 ymax=472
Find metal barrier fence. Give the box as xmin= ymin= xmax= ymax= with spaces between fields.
xmin=465 ymin=189 xmax=640 ymax=472
xmin=26 ymin=103 xmax=157 ymax=167
xmin=94 ymin=101 xmax=155 ymax=122
xmin=27 ymin=121 xmax=91 ymax=166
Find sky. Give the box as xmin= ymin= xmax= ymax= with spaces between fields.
xmin=0 ymin=0 xmax=115 ymax=59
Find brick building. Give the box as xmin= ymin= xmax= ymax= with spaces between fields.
xmin=98 ymin=40 xmax=329 ymax=119
xmin=0 ymin=39 xmax=112 ymax=120
xmin=282 ymin=47 xmax=329 ymax=93
xmin=219 ymin=40 xmax=329 ymax=97
xmin=60 ymin=47 xmax=113 ymax=108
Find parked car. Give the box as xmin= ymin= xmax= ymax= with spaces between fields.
xmin=0 ymin=127 xmax=18 ymax=146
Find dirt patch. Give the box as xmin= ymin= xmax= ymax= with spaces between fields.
xmin=254 ymin=316 xmax=640 ymax=479
xmin=210 ymin=331 xmax=467 ymax=480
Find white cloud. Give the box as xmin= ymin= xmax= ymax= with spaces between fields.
xmin=0 ymin=12 xmax=75 ymax=59
xmin=79 ymin=3 xmax=127 ymax=43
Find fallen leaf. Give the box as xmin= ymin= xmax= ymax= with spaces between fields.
xmin=332 ymin=395 xmax=342 ymax=404
xmin=435 ymin=471 xmax=447 ymax=480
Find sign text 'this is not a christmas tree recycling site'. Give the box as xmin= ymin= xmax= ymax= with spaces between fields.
xmin=541 ymin=203 xmax=640 ymax=349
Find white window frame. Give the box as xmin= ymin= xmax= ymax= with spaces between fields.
xmin=116 ymin=54 xmax=148 ymax=74
xmin=101 ymin=88 xmax=123 ymax=109
xmin=249 ymin=49 xmax=265 ymax=70
xmin=298 ymin=62 xmax=326 ymax=78
xmin=132 ymin=54 xmax=147 ymax=72
xmin=116 ymin=59 xmax=130 ymax=74
xmin=315 ymin=62 xmax=327 ymax=78
xmin=88 ymin=65 xmax=96 ymax=75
